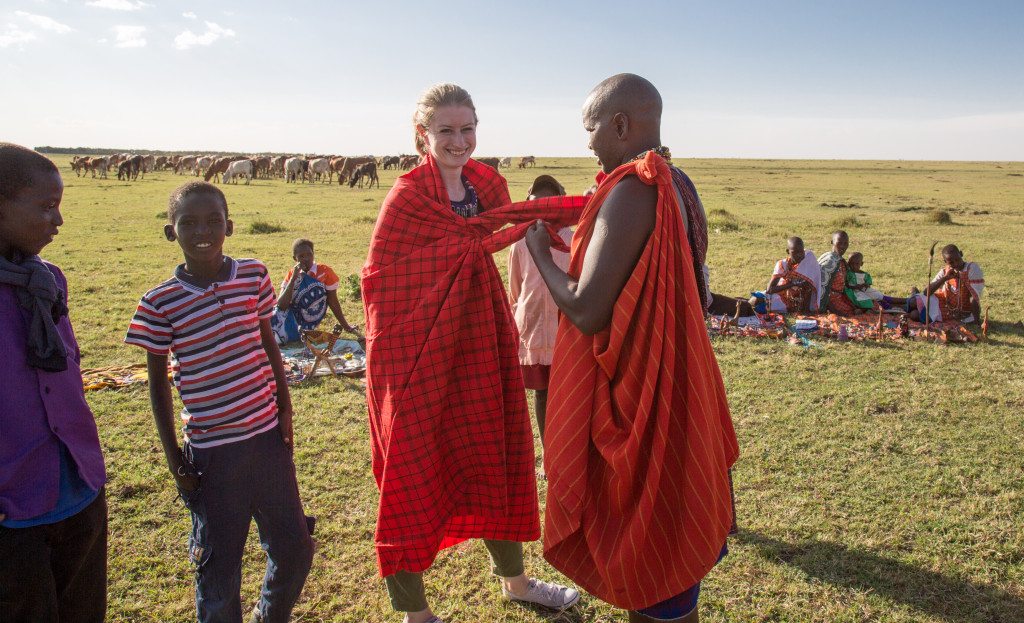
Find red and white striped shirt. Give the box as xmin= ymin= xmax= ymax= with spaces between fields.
xmin=125 ymin=258 xmax=279 ymax=448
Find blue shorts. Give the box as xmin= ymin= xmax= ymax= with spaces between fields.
xmin=633 ymin=543 xmax=728 ymax=620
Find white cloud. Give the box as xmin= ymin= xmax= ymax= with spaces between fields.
xmin=0 ymin=24 xmax=37 ymax=47
xmin=15 ymin=11 xmax=74 ymax=33
xmin=174 ymin=21 xmax=234 ymax=50
xmin=86 ymin=0 xmax=150 ymax=11
xmin=112 ymin=24 xmax=146 ymax=47
xmin=182 ymin=11 xmax=197 ymax=19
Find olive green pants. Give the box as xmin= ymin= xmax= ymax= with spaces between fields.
xmin=384 ymin=540 xmax=524 ymax=612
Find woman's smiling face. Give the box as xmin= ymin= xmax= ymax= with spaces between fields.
xmin=420 ymin=105 xmax=477 ymax=171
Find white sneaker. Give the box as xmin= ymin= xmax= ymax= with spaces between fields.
xmin=502 ymin=578 xmax=581 ymax=610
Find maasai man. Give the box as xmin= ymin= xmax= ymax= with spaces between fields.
xmin=752 ymin=237 xmax=821 ymax=315
xmin=362 ymin=83 xmax=583 ymax=623
xmin=525 ymin=74 xmax=739 ymax=623
xmin=910 ymin=244 xmax=984 ymax=323
xmin=270 ymin=238 xmax=360 ymax=343
xmin=817 ymin=230 xmax=859 ymax=316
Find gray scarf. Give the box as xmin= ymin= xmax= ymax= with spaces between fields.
xmin=0 ymin=253 xmax=68 ymax=371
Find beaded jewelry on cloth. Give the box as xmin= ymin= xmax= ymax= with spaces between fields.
xmin=630 ymin=145 xmax=672 ymax=164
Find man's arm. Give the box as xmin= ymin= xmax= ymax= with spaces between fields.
xmin=259 ymin=318 xmax=294 ymax=448
xmin=526 ymin=177 xmax=656 ymax=335
xmin=146 ymin=351 xmax=198 ymax=491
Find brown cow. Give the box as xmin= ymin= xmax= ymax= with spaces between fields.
xmin=348 ymin=162 xmax=380 ymax=189
xmin=477 ymin=157 xmax=500 ymax=170
xmin=332 ymin=156 xmax=375 ymax=185
xmin=203 ymin=157 xmax=233 ymax=183
xmin=518 ymin=156 xmax=536 ymax=168
xmin=399 ymin=155 xmax=420 ymax=170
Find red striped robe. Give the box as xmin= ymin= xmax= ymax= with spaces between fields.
xmin=543 ymin=152 xmax=739 ymax=609
xmin=362 ymin=155 xmax=585 ymax=577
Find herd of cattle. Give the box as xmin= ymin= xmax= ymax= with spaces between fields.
xmin=68 ymin=153 xmax=537 ymax=187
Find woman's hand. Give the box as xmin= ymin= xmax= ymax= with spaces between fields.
xmin=525 ymin=220 xmax=554 ymax=258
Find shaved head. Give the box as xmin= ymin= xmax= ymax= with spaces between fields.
xmin=582 ymin=73 xmax=664 ymax=173
xmin=584 ymin=73 xmax=663 ymax=124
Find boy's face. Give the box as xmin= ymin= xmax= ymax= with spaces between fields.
xmin=0 ymin=169 xmax=64 ymax=260
xmin=787 ymin=242 xmax=805 ymax=264
xmin=294 ymin=245 xmax=314 ymax=271
xmin=164 ymin=194 xmax=232 ymax=264
xmin=528 ymin=187 xmax=560 ymax=201
xmin=832 ymin=234 xmax=849 ymax=256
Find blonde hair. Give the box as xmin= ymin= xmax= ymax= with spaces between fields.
xmin=413 ymin=83 xmax=478 ymax=156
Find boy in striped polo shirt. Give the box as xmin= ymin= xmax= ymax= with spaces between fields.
xmin=125 ymin=182 xmax=313 ymax=623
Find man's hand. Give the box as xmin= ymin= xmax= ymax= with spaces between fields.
xmin=525 ymin=220 xmax=554 ymax=258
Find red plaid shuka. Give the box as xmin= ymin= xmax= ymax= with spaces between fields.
xmin=544 ymin=152 xmax=739 ymax=609
xmin=362 ymin=155 xmax=585 ymax=577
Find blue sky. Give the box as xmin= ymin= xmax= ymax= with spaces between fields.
xmin=2 ymin=0 xmax=1022 ymax=159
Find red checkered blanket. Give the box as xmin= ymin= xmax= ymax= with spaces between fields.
xmin=362 ymin=156 xmax=585 ymax=576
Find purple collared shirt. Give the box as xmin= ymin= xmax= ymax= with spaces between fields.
xmin=0 ymin=261 xmax=106 ymax=521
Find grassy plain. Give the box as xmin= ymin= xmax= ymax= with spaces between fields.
xmin=45 ymin=156 xmax=1024 ymax=622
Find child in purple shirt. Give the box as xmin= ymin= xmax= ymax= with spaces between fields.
xmin=0 ymin=143 xmax=107 ymax=623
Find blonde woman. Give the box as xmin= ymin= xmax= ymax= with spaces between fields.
xmin=361 ymin=84 xmax=584 ymax=622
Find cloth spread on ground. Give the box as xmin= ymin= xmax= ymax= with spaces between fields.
xmin=279 ymin=338 xmax=365 ymax=383
xmin=0 ymin=253 xmax=68 ymax=371
xmin=707 ymin=312 xmax=980 ymax=343
xmin=542 ymin=152 xmax=739 ymax=610
xmin=271 ymin=264 xmax=339 ymax=343
xmin=361 ymin=155 xmax=586 ymax=577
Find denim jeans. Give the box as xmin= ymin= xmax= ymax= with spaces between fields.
xmin=180 ymin=427 xmax=314 ymax=623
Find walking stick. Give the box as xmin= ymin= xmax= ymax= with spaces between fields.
xmin=925 ymin=241 xmax=939 ymax=337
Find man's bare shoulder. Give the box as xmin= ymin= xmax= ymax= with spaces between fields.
xmin=599 ymin=175 xmax=657 ymax=233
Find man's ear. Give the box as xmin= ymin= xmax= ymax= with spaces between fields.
xmin=225 ymin=219 xmax=233 ymax=237
xmin=164 ymin=224 xmax=176 ymax=241
xmin=613 ymin=112 xmax=629 ymax=140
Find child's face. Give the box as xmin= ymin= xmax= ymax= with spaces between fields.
xmin=787 ymin=242 xmax=805 ymax=264
xmin=528 ymin=188 xmax=559 ymax=201
xmin=294 ymin=245 xmax=314 ymax=271
xmin=849 ymin=256 xmax=863 ymax=271
xmin=164 ymin=194 xmax=232 ymax=264
xmin=833 ymin=234 xmax=849 ymax=255
xmin=0 ymin=169 xmax=64 ymax=260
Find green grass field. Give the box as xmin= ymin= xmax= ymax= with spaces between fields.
xmin=44 ymin=156 xmax=1024 ymax=622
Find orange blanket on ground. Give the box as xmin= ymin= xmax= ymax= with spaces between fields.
xmin=362 ymin=156 xmax=585 ymax=577
xmin=543 ymin=152 xmax=740 ymax=609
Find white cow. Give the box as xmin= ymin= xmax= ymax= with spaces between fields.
xmin=194 ymin=156 xmax=213 ymax=176
xmin=222 ymin=160 xmax=253 ymax=185
xmin=308 ymin=157 xmax=331 ymax=183
xmin=499 ymin=156 xmax=512 ymax=168
xmin=284 ymin=157 xmax=305 ymax=183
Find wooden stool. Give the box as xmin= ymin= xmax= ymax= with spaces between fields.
xmin=300 ymin=326 xmax=343 ymax=377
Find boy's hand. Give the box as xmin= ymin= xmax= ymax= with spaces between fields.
xmin=170 ymin=452 xmax=200 ymax=492
xmin=279 ymin=406 xmax=294 ymax=449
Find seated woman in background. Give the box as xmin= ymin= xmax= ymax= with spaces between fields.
xmin=271 ymin=238 xmax=360 ymax=343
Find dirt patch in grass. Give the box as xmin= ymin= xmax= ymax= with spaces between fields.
xmin=248 ymin=221 xmax=285 ymax=234
xmin=820 ymin=202 xmax=861 ymax=209
xmin=708 ymin=208 xmax=740 ymax=232
xmin=833 ymin=216 xmax=863 ymax=228
xmin=926 ymin=210 xmax=953 ymax=225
